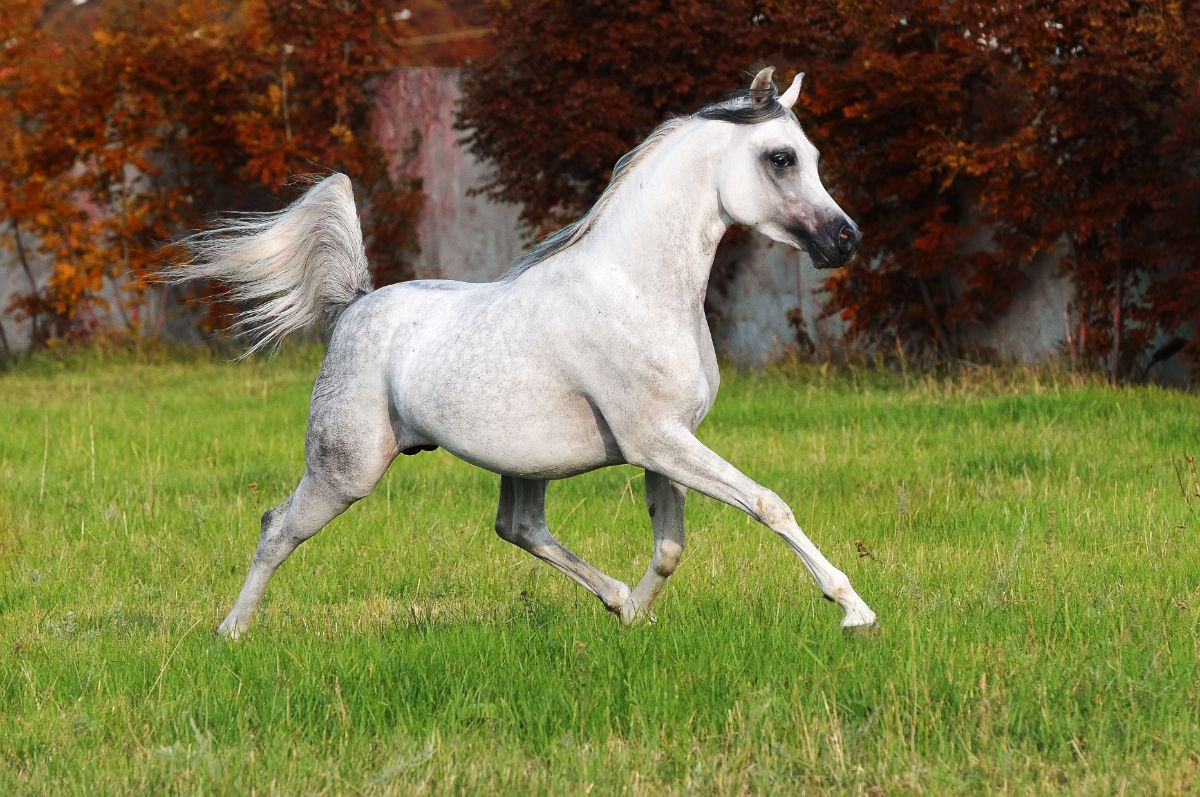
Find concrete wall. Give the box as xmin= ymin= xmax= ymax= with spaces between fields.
xmin=373 ymin=68 xmax=523 ymax=282
xmin=709 ymin=237 xmax=850 ymax=366
xmin=968 ymin=243 xmax=1073 ymax=361
xmin=0 ymin=248 xmax=40 ymax=352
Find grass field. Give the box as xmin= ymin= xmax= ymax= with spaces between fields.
xmin=1 ymin=347 xmax=1198 ymax=795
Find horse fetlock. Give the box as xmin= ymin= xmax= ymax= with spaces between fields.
xmin=822 ymin=573 xmax=854 ymax=604
xmin=617 ymin=597 xmax=658 ymax=627
xmin=818 ymin=573 xmax=879 ymax=630
xmin=605 ymin=581 xmax=634 ymax=615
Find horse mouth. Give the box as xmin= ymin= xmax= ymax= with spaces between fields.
xmin=786 ymin=224 xmax=843 ymax=269
xmin=802 ymin=238 xmax=842 ymax=270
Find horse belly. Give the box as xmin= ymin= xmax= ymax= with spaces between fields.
xmin=392 ymin=353 xmax=622 ymax=479
xmin=448 ymin=413 xmax=620 ymax=479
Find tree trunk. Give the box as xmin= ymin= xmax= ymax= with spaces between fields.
xmin=1110 ymin=266 xmax=1122 ymax=382
xmin=11 ymin=219 xmax=41 ymax=343
xmin=916 ymin=277 xmax=955 ymax=360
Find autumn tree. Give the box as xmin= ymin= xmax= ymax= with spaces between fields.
xmin=459 ymin=0 xmax=1200 ymax=377
xmin=970 ymin=1 xmax=1200 ymax=376
xmin=0 ymin=0 xmax=424 ymax=346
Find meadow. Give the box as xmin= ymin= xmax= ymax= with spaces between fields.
xmin=1 ymin=347 xmax=1198 ymax=795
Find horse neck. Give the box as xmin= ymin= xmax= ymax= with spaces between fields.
xmin=584 ymin=122 xmax=730 ymax=309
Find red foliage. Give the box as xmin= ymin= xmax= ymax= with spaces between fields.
xmin=972 ymin=1 xmax=1200 ymax=375
xmin=0 ymin=0 xmax=426 ymax=344
xmin=458 ymin=0 xmax=1200 ymax=377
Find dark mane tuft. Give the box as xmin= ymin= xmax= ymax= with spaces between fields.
xmin=695 ymin=86 xmax=788 ymax=125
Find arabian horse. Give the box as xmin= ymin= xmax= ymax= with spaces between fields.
xmin=174 ymin=67 xmax=878 ymax=638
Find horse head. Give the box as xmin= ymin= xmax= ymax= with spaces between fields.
xmin=707 ymin=67 xmax=861 ymax=269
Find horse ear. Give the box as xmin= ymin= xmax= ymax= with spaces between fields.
xmin=779 ymin=72 xmax=805 ymax=109
xmin=749 ymin=66 xmax=776 ymax=108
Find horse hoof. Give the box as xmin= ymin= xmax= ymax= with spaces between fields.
xmin=615 ymin=598 xmax=656 ymax=627
xmin=216 ymin=617 xmax=244 ymax=641
xmin=841 ymin=621 xmax=880 ymax=639
xmin=626 ymin=608 xmax=657 ymax=626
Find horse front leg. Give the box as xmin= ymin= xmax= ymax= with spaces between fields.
xmin=626 ymin=471 xmax=687 ymax=622
xmin=625 ymin=425 xmax=877 ymax=631
xmin=494 ymin=476 xmax=636 ymax=622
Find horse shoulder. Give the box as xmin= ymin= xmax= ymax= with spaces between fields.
xmin=570 ymin=317 xmax=716 ymax=438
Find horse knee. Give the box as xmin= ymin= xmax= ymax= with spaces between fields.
xmin=753 ymin=490 xmax=795 ymax=529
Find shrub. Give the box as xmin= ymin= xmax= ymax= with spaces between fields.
xmin=458 ymin=0 xmax=1200 ymax=377
xmin=0 ymin=0 xmax=422 ymax=345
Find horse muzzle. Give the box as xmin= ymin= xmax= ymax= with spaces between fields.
xmin=793 ymin=218 xmax=861 ymax=269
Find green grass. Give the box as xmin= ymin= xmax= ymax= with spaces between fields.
xmin=2 ymin=347 xmax=1198 ymax=794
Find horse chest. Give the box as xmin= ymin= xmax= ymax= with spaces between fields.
xmin=607 ymin=321 xmax=719 ymax=432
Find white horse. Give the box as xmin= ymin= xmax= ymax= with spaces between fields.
xmin=175 ymin=67 xmax=877 ymax=639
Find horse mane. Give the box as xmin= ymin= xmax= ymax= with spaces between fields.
xmin=503 ymin=86 xmax=787 ymax=278
xmin=503 ymin=116 xmax=688 ymax=278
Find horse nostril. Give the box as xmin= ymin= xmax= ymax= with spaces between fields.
xmin=837 ymin=225 xmax=857 ymax=253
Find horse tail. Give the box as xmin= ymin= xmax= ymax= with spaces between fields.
xmin=170 ymin=173 xmax=372 ymax=358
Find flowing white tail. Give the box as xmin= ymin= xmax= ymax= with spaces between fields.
xmin=171 ymin=173 xmax=372 ymax=356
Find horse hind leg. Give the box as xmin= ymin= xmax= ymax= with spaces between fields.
xmin=495 ymin=476 xmax=634 ymax=622
xmin=627 ymin=471 xmax=687 ymax=622
xmin=217 ymin=412 xmax=398 ymax=639
xmin=217 ymin=473 xmax=351 ymax=639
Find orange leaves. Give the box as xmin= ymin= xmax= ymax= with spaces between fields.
xmin=840 ymin=101 xmax=873 ymax=120
xmin=3 ymin=0 xmax=424 ymax=345
xmin=267 ymin=83 xmax=285 ymax=116
xmin=329 ymin=124 xmax=355 ymax=145
xmin=91 ymin=27 xmax=115 ymax=47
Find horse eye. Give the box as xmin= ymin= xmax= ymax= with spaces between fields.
xmin=768 ymin=150 xmax=796 ymax=170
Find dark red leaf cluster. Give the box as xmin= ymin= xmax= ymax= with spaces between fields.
xmin=458 ymin=0 xmax=1200 ymax=377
